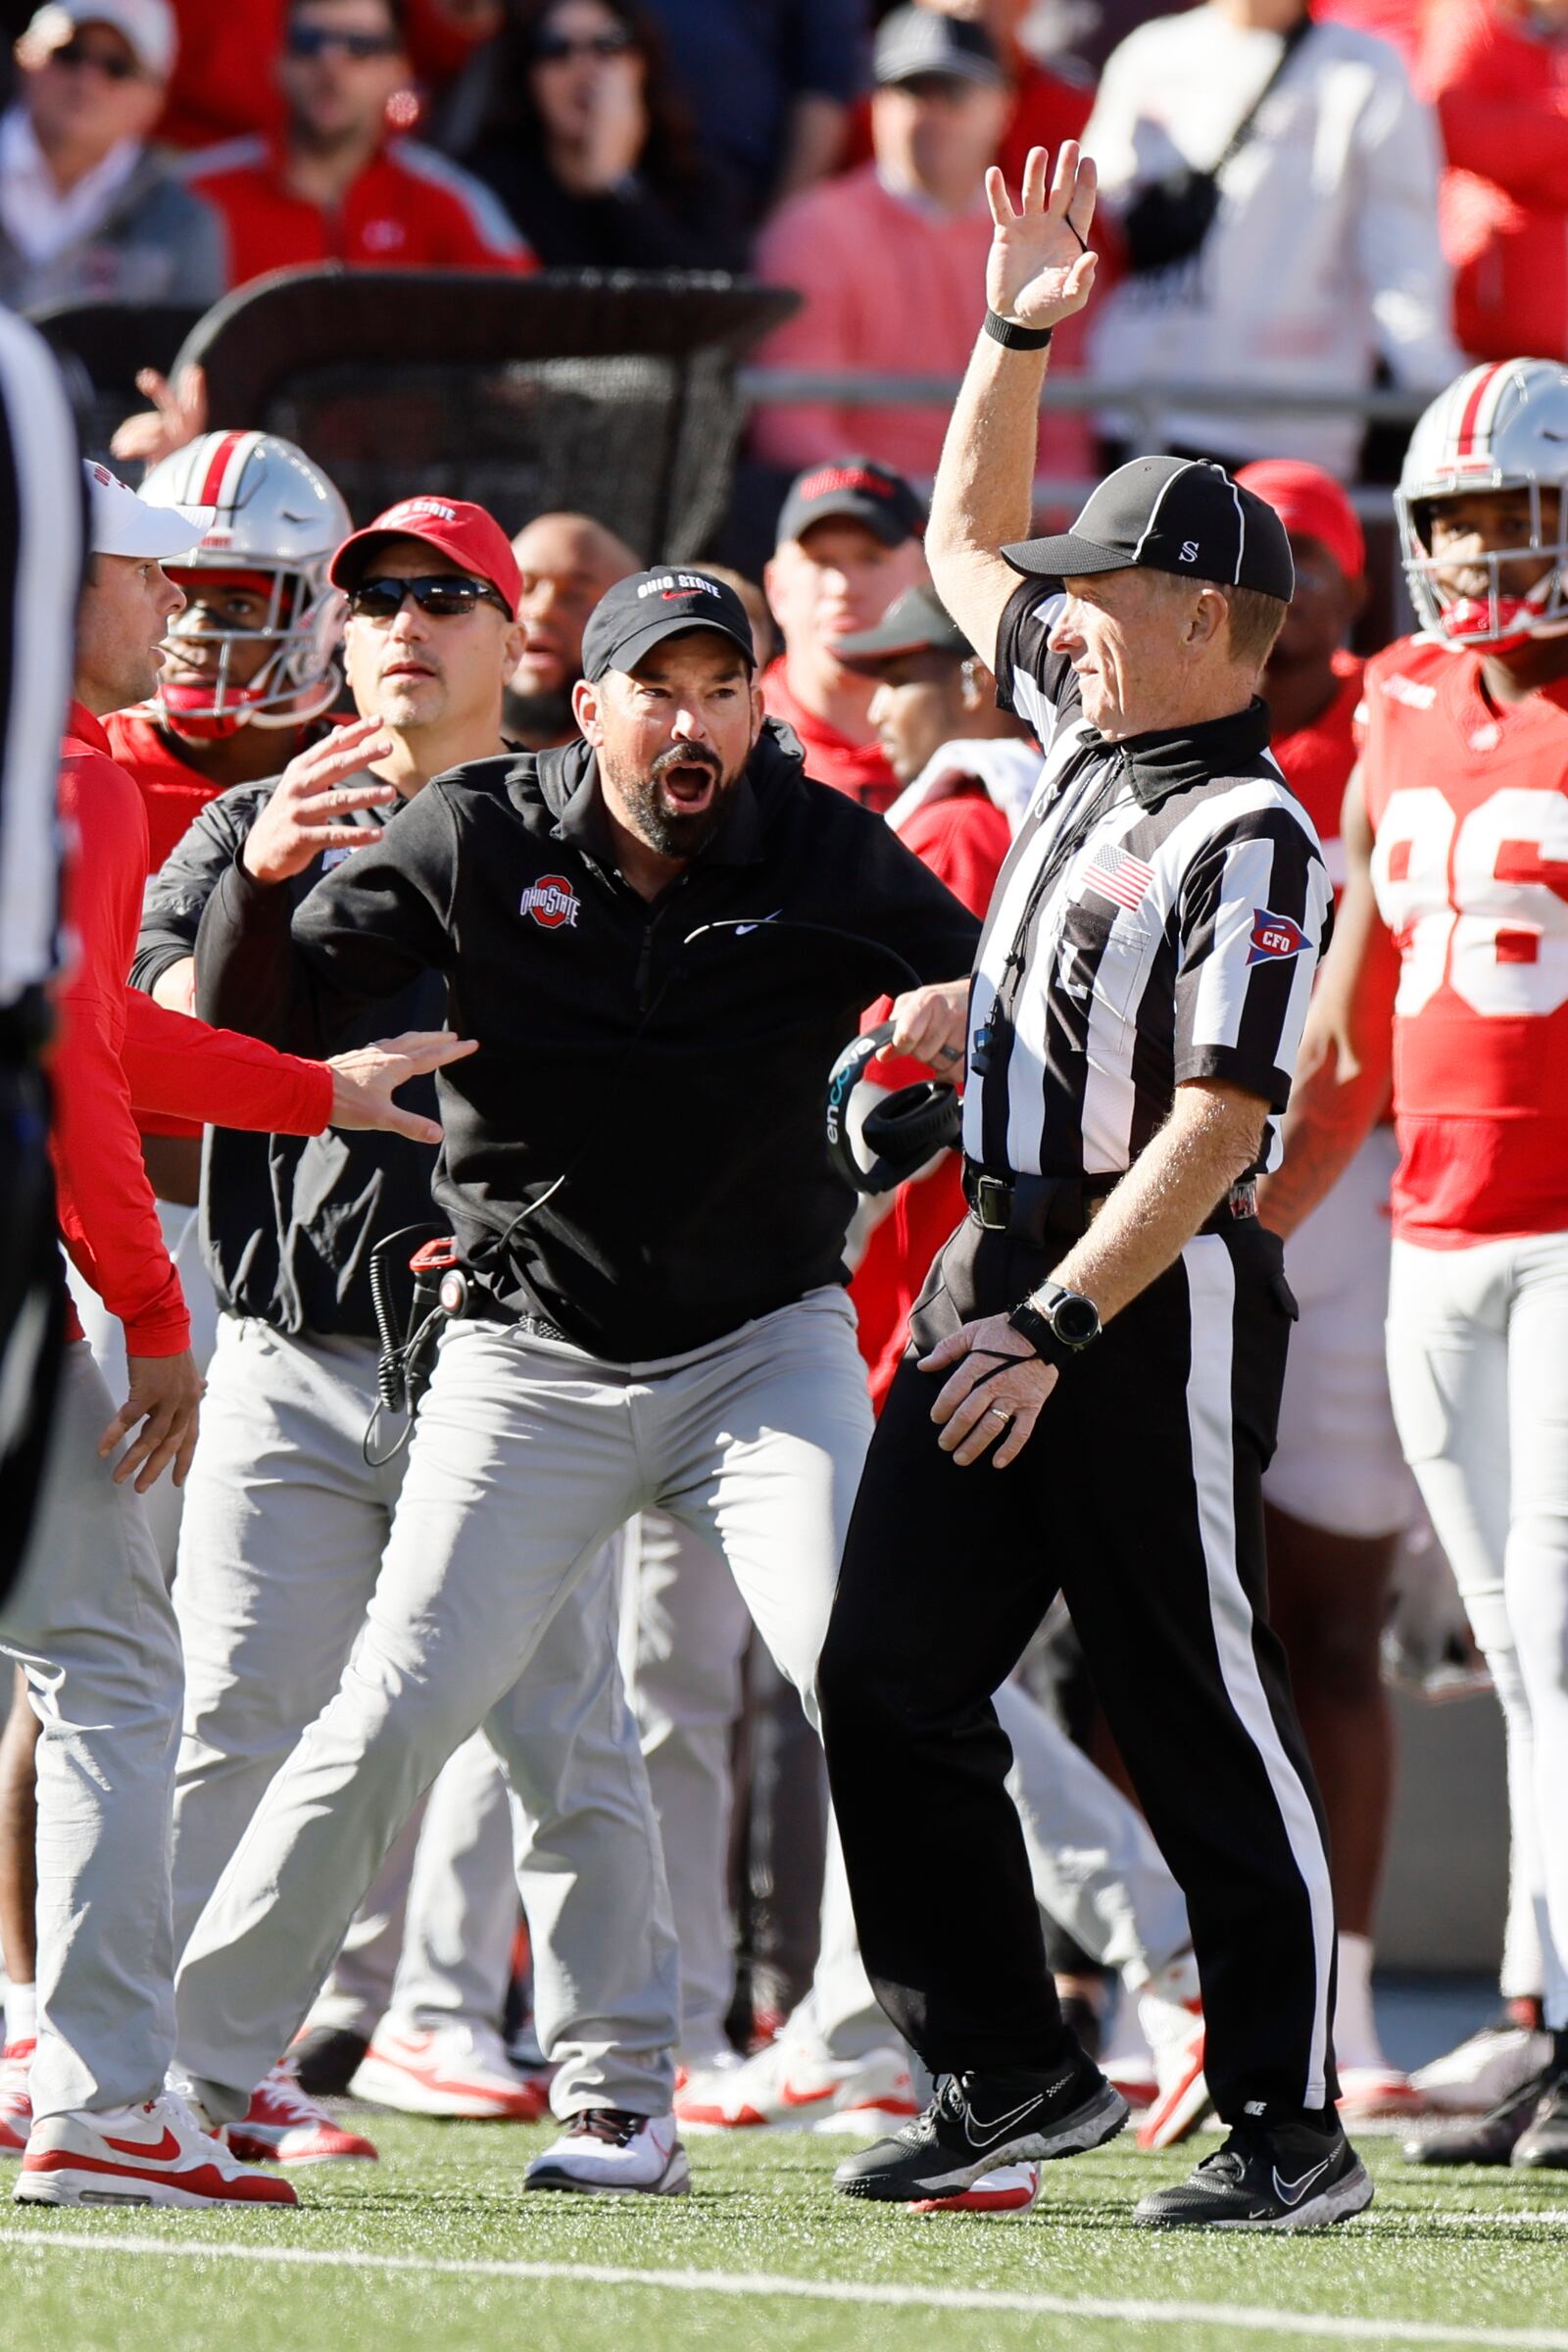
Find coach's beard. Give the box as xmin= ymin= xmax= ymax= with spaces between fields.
xmin=618 ymin=742 xmax=736 ymax=860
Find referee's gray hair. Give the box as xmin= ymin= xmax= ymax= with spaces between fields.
xmin=1147 ymin=570 xmax=1288 ymax=674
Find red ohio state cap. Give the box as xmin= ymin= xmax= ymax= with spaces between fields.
xmin=330 ymin=496 xmax=522 ymax=616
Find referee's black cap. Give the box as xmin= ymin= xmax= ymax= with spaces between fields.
xmin=834 ymin=583 xmax=971 ymax=669
xmin=1003 ymin=456 xmax=1295 ymax=603
xmin=582 ymin=567 xmax=756 ymax=682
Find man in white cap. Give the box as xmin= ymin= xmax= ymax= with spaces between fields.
xmin=0 ymin=2 xmax=224 ymax=310
xmin=0 ymin=463 xmax=471 ymax=2210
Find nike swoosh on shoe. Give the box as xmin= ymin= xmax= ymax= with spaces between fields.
xmin=102 ymin=2128 xmax=183 ymax=2163
xmin=962 ymin=2094 xmax=1046 ymax=2148
xmin=1272 ymin=2156 xmax=1333 ymax=2206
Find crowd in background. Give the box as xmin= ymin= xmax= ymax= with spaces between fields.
xmin=0 ymin=0 xmax=1563 ymax=499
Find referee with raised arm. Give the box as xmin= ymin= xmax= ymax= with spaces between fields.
xmin=818 ymin=142 xmax=1368 ymax=2230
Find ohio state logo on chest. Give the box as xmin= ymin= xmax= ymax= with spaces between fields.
xmin=520 ymin=873 xmax=580 ymax=929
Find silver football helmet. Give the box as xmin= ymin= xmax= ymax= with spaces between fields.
xmin=1397 ymin=359 xmax=1568 ymax=651
xmin=140 ymin=431 xmax=352 ymax=737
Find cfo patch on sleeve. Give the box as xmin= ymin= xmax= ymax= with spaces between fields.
xmin=1246 ymin=908 xmax=1309 ymax=965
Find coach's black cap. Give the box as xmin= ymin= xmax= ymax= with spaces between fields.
xmin=874 ymin=5 xmax=1005 ymax=87
xmin=776 ymin=457 xmax=926 ymax=552
xmin=834 ymin=584 xmax=971 ymax=669
xmin=581 ymin=567 xmax=756 ymax=682
xmin=1004 ymin=456 xmax=1296 ymax=603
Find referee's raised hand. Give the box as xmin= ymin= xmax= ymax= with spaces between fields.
xmin=242 ymin=716 xmax=398 ymax=886
xmin=986 ymin=140 xmax=1100 ymax=332
xmin=919 ymin=1315 xmax=1059 ymax=1469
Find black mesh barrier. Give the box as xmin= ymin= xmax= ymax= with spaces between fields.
xmin=28 ymin=301 xmax=203 ymax=468
xmin=177 ymin=268 xmax=799 ymax=556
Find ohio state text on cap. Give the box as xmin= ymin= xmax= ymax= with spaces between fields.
xmin=776 ymin=458 xmax=926 ymax=552
xmin=581 ymin=568 xmax=757 ymax=683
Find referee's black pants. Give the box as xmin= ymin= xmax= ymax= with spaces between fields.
xmin=818 ymin=1212 xmax=1339 ymax=2126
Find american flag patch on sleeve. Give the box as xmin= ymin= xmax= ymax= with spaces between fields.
xmin=1085 ymin=842 xmax=1154 ymax=914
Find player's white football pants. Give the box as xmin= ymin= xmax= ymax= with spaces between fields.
xmin=1387 ymin=1230 xmax=1568 ymax=2031
xmin=172 ymin=1288 xmax=873 ymax=2123
xmin=620 ymin=1508 xmax=1192 ymax=2063
xmin=0 ymin=1346 xmax=182 ymax=2119
xmin=170 ymin=1317 xmax=518 ymax=2041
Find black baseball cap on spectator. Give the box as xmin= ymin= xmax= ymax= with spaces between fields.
xmin=776 ymin=458 xmax=926 ymax=552
xmin=581 ymin=567 xmax=756 ymax=682
xmin=834 ymin=584 xmax=971 ymax=669
xmin=873 ymin=6 xmax=1005 ymax=88
xmin=1004 ymin=456 xmax=1295 ymax=602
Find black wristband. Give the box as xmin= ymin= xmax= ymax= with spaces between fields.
xmin=984 ymin=310 xmax=1053 ymax=352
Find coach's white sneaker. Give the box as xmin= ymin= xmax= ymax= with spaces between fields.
xmin=0 ymin=2038 xmax=32 ymax=2156
xmin=1135 ymin=1959 xmax=1210 ymax=2151
xmin=1409 ymin=2017 xmax=1553 ymax=2115
xmin=15 ymin=2091 xmax=297 ymax=2207
xmin=675 ymin=2037 xmax=918 ymax=2136
xmin=227 ymin=2062 xmax=379 ymax=2165
xmin=525 ymin=2107 xmax=689 ymax=2195
xmin=352 ymin=2020 xmax=548 ymax=2122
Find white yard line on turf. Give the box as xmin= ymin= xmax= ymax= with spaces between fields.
xmin=1 ymin=2229 xmax=1568 ymax=2346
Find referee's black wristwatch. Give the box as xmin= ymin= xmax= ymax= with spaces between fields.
xmin=1007 ymin=1283 xmax=1101 ymax=1369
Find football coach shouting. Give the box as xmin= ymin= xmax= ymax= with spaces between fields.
xmin=817 ymin=143 xmax=1367 ymax=2230
xmin=168 ymin=566 xmax=979 ymax=2192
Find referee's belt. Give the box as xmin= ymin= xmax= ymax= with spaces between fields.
xmin=962 ymin=1164 xmax=1257 ymax=1244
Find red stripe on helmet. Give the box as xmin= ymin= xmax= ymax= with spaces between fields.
xmin=1453 ymin=364 xmax=1506 ymax=462
xmin=197 ymin=430 xmax=247 ymax=509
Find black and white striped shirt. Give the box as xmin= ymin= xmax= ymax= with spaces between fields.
xmin=966 ymin=580 xmax=1330 ymax=1181
xmin=0 ymin=311 xmax=83 ymax=1015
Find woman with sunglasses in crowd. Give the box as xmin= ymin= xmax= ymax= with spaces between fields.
xmin=455 ymin=0 xmax=748 ymax=270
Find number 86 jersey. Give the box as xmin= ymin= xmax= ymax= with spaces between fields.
xmin=1359 ymin=635 xmax=1568 ymax=1248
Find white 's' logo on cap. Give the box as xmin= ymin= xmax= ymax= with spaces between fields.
xmin=1179 ymin=540 xmax=1200 ymax=564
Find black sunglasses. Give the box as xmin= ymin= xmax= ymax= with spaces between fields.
xmin=534 ymin=26 xmax=637 ymax=62
xmin=347 ymin=574 xmax=512 ymax=620
xmin=49 ymin=37 xmax=141 ymax=80
xmin=285 ymin=24 xmax=403 ymax=60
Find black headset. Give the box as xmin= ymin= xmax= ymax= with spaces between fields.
xmin=825 ymin=1020 xmax=961 ymax=1196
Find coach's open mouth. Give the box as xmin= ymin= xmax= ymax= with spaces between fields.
xmin=660 ymin=760 xmax=717 ymax=808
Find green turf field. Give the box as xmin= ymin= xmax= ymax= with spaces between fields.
xmin=3 ymin=2119 xmax=1567 ymax=2352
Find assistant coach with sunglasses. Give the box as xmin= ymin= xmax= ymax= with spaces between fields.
xmin=818 ymin=144 xmax=1370 ymax=2231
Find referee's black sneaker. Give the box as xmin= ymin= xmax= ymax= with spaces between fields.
xmin=831 ymin=2054 xmax=1126 ymax=2203
xmin=1134 ymin=2116 xmax=1373 ymax=2230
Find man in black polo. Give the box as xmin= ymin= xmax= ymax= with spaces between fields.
xmin=167 ymin=566 xmax=978 ymax=2196
xmin=817 ymin=142 xmax=1367 ymax=2229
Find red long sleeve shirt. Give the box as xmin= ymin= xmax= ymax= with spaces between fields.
xmin=53 ymin=704 xmax=333 ymax=1356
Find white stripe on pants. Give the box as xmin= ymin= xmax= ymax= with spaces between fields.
xmin=173 ymin=1289 xmax=873 ymax=2120
xmin=0 ymin=1346 xmax=183 ymax=2119
xmin=1387 ymin=1230 xmax=1568 ymax=2030
xmin=171 ymin=1317 xmax=518 ymax=2035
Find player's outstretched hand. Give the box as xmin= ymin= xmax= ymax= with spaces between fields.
xmin=242 ymin=717 xmax=398 ymax=887
xmin=109 ymin=364 xmax=209 ymax=466
xmin=326 ymin=1030 xmax=479 ymax=1146
xmin=101 ymin=1348 xmax=205 ymax=1492
xmin=920 ymin=1312 xmax=1059 ymax=1468
xmin=987 ymin=141 xmax=1099 ymax=332
xmin=880 ymin=978 xmax=969 ymax=1075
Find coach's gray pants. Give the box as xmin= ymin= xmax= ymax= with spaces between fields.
xmin=0 ymin=1347 xmax=183 ymax=2120
xmin=170 ymin=1317 xmax=516 ymax=2035
xmin=621 ymin=1511 xmax=1191 ymax=2062
xmin=174 ymin=1291 xmax=873 ymax=2121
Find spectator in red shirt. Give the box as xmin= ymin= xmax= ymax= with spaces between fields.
xmin=760 ymin=458 xmax=930 ymax=813
xmin=833 ymin=579 xmax=1034 ymax=1407
xmin=1418 ymin=0 xmax=1568 ymax=364
xmin=751 ymin=8 xmax=1091 ymax=488
xmin=182 ymin=0 xmax=532 ymax=288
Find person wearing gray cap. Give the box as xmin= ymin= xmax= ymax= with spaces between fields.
xmin=752 ymin=7 xmax=1092 ymax=493
xmin=817 ymin=140 xmax=1368 ymax=2230
xmin=0 ymin=3 xmax=225 ymax=310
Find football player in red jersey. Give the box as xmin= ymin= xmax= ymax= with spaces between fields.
xmin=1240 ymin=462 xmax=1426 ymax=2122
xmin=1260 ymin=360 xmax=1568 ymax=2172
